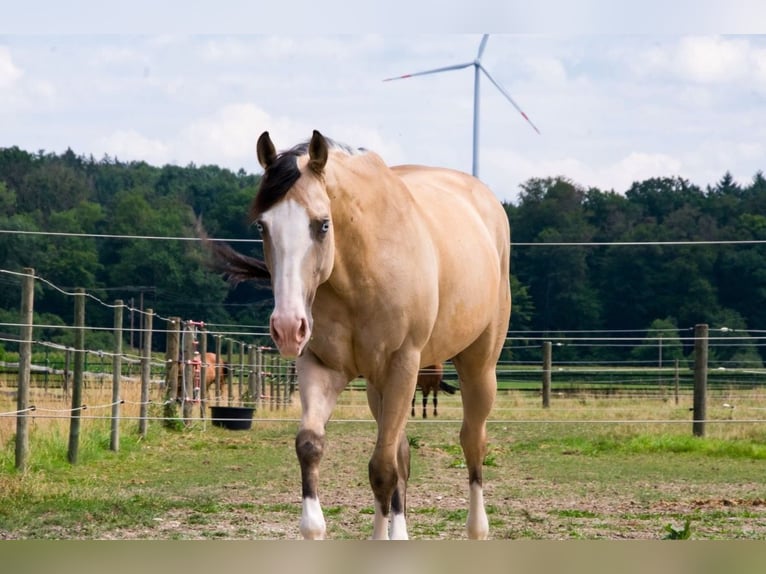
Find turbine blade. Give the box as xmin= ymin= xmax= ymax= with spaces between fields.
xmin=476 ymin=34 xmax=489 ymax=61
xmin=383 ymin=61 xmax=473 ymax=82
xmin=479 ymin=64 xmax=541 ymax=134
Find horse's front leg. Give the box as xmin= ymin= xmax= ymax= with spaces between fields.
xmin=295 ymin=349 xmax=348 ymax=539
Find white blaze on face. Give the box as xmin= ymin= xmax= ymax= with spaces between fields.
xmin=262 ymin=199 xmax=314 ymax=358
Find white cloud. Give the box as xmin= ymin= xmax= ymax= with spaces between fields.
xmin=200 ymin=37 xmax=259 ymax=62
xmin=0 ymin=46 xmax=22 ymax=88
xmin=524 ymin=55 xmax=568 ymax=88
xmin=2 ymin=35 xmax=765 ymax=208
xmin=680 ymin=138 xmax=766 ymax=188
xmin=675 ymin=36 xmax=751 ymax=84
xmin=605 ymin=152 xmax=683 ymax=191
xmin=173 ymin=102 xmax=403 ymax=172
xmin=0 ymin=46 xmax=57 ymax=111
xmin=487 ymin=148 xmax=684 ymax=201
xmin=633 ymin=36 xmax=766 ymax=90
xmin=98 ymin=129 xmax=170 ymax=165
xmin=178 ymin=103 xmax=305 ymax=167
xmin=96 ymin=103 xmax=394 ymax=173
xmin=90 ymin=45 xmax=145 ymax=67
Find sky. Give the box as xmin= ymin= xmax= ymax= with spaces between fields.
xmin=1 ymin=4 xmax=765 ymax=204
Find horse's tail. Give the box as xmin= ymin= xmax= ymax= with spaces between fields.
xmin=196 ymin=218 xmax=271 ymax=284
xmin=439 ymin=379 xmax=457 ymax=394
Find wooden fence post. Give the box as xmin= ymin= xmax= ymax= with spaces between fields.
xmin=67 ymin=289 xmax=85 ymax=464
xmin=542 ymin=341 xmax=552 ymax=409
xmin=199 ymin=329 xmax=208 ymax=419
xmin=287 ymin=361 xmax=296 ymax=404
xmin=674 ymin=358 xmax=680 ymax=406
xmin=214 ymin=335 xmax=223 ymax=404
xmin=163 ymin=317 xmax=181 ymax=426
xmin=269 ymin=353 xmax=276 ymax=411
xmin=247 ymin=344 xmax=257 ymax=407
xmin=139 ymin=309 xmax=153 ymax=437
xmin=256 ymin=346 xmax=263 ymax=408
xmin=226 ymin=338 xmax=234 ymax=405
xmin=239 ymin=341 xmax=245 ymax=400
xmin=693 ymin=323 xmax=708 ymax=437
xmin=110 ymin=299 xmax=123 ymax=452
xmin=182 ymin=321 xmax=194 ymax=424
xmin=276 ymin=356 xmax=283 ymax=409
xmin=15 ymin=267 xmax=35 ymax=471
xmin=43 ymin=347 xmax=49 ymax=392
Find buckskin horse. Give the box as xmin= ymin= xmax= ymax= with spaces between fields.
xmin=411 ymin=363 xmax=457 ymax=419
xmin=205 ymin=130 xmax=510 ymax=540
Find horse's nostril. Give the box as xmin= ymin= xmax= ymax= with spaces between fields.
xmin=269 ymin=317 xmax=283 ymax=345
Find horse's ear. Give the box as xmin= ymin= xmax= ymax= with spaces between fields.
xmin=257 ymin=131 xmax=277 ymax=169
xmin=308 ymin=130 xmax=328 ymax=175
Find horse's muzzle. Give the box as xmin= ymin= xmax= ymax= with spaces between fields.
xmin=270 ymin=313 xmax=310 ymax=358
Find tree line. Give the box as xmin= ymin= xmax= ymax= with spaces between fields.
xmin=505 ymin=172 xmax=766 ymax=365
xmin=0 ymin=146 xmax=764 ymax=365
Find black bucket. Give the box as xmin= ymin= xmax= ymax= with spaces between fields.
xmin=210 ymin=406 xmax=255 ymax=430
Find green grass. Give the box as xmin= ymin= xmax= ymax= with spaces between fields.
xmin=553 ymin=509 xmax=600 ymax=519
xmin=3 ymin=393 xmax=766 ymax=539
xmin=509 ymin=432 xmax=766 ymax=460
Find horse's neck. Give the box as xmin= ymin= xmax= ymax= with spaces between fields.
xmin=326 ymin=152 xmax=408 ymax=234
xmin=323 ymin=154 xmax=410 ymax=289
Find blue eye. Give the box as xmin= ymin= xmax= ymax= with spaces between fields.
xmin=255 ymin=221 xmax=264 ymax=233
xmin=321 ymin=220 xmax=330 ymax=233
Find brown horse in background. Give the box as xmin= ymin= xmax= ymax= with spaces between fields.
xmin=175 ymin=351 xmax=228 ymax=401
xmin=202 ymin=352 xmax=228 ymax=397
xmin=411 ymin=363 xmax=457 ymax=418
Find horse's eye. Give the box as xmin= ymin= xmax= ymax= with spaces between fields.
xmin=320 ymin=219 xmax=330 ymax=233
xmin=255 ymin=221 xmax=264 ymax=233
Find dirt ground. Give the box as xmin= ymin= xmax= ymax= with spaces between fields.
xmin=91 ymin=428 xmax=766 ymax=540
xmin=4 ymin=389 xmax=766 ymax=540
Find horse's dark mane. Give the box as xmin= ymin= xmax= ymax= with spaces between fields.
xmin=251 ymin=137 xmax=365 ymax=219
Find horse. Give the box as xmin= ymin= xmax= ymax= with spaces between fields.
xmin=205 ymin=130 xmax=511 ymax=540
xmin=202 ymin=352 xmax=228 ymax=397
xmin=411 ymin=363 xmax=457 ymax=419
xmin=179 ymin=351 xmax=228 ymax=400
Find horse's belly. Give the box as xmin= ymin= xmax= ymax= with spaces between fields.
xmin=422 ymin=271 xmax=509 ymax=364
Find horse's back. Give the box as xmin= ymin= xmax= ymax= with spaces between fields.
xmin=392 ymin=164 xmax=510 ymax=259
xmin=389 ymin=164 xmax=511 ymax=366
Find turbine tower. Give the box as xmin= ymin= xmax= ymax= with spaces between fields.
xmin=384 ymin=34 xmax=540 ymax=179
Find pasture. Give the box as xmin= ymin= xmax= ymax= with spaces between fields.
xmin=2 ymin=379 xmax=766 ymax=540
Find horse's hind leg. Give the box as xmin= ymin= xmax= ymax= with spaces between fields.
xmin=451 ymin=355 xmax=498 ymax=540
xmin=294 ymin=349 xmax=348 ymax=539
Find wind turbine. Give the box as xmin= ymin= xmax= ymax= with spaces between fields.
xmin=384 ymin=34 xmax=540 ymax=179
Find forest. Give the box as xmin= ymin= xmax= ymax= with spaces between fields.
xmin=0 ymin=145 xmax=764 ymax=366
